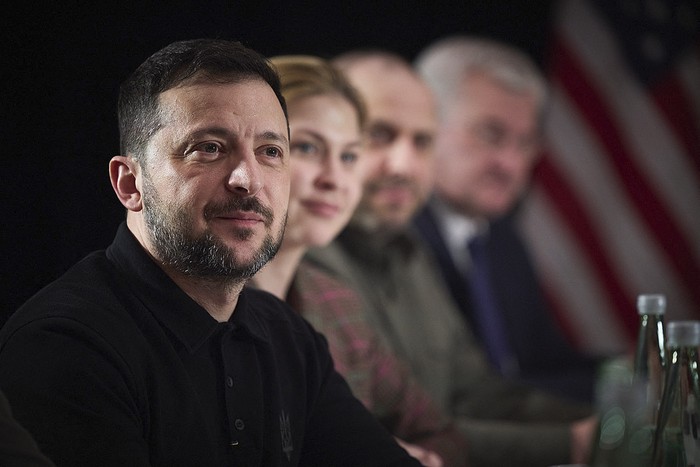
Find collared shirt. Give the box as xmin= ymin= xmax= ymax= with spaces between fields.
xmin=0 ymin=223 xmax=419 ymax=467
xmin=307 ymin=225 xmax=593 ymax=467
xmin=427 ymin=197 xmax=519 ymax=377
xmin=429 ymin=197 xmax=485 ymax=275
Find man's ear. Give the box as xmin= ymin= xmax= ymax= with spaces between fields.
xmin=109 ymin=156 xmax=143 ymax=212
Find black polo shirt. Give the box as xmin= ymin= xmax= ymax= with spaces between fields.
xmin=0 ymin=223 xmax=418 ymax=466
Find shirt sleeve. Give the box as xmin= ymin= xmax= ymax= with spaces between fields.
xmin=446 ymin=305 xmax=593 ymax=467
xmin=0 ymin=317 xmax=152 ymax=467
xmin=368 ymin=335 xmax=469 ymax=467
xmin=298 ymin=328 xmax=422 ymax=467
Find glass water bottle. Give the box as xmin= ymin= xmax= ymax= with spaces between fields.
xmin=590 ymin=294 xmax=668 ymax=467
xmin=634 ymin=294 xmax=667 ymax=425
xmin=653 ymin=320 xmax=700 ymax=467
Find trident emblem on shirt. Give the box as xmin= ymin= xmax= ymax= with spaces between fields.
xmin=280 ymin=410 xmax=293 ymax=461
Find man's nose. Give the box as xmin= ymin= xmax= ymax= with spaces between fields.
xmin=226 ymin=156 xmax=264 ymax=196
xmin=383 ymin=138 xmax=418 ymax=176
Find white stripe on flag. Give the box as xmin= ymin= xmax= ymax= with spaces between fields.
xmin=521 ymin=0 xmax=700 ymax=353
xmin=545 ymin=84 xmax=696 ymax=320
xmin=520 ymin=188 xmax=629 ymax=355
xmin=561 ymin=0 xmax=700 ymax=263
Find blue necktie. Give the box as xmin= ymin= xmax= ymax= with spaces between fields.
xmin=467 ymin=234 xmax=518 ymax=377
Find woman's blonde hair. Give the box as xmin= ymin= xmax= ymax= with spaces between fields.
xmin=270 ymin=55 xmax=366 ymax=128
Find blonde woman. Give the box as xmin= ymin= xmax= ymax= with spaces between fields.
xmin=251 ymin=56 xmax=467 ymax=467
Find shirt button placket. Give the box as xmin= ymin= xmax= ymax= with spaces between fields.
xmin=224 ymin=375 xmax=239 ymax=446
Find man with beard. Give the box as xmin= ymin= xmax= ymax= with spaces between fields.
xmin=306 ymin=50 xmax=597 ymax=467
xmin=0 ymin=39 xmax=420 ymax=467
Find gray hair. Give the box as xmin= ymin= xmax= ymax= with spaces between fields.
xmin=415 ymin=35 xmax=548 ymax=118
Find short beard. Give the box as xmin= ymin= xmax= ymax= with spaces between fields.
xmin=350 ymin=175 xmax=419 ymax=235
xmin=142 ymin=175 xmax=284 ymax=283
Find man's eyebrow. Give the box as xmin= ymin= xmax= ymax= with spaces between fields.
xmin=260 ymin=130 xmax=289 ymax=146
xmin=186 ymin=128 xmax=288 ymax=146
xmin=368 ymin=120 xmax=394 ymax=129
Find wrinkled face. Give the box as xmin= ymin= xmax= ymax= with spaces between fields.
xmin=284 ymin=93 xmax=364 ymax=248
xmin=138 ymin=79 xmax=290 ymax=280
xmin=346 ymin=62 xmax=437 ymax=232
xmin=434 ymin=72 xmax=540 ymax=219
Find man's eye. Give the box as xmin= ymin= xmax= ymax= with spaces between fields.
xmin=264 ymin=146 xmax=282 ymax=158
xmin=193 ymin=142 xmax=222 ymax=153
xmin=366 ymin=126 xmax=395 ymax=146
xmin=414 ymin=134 xmax=434 ymax=151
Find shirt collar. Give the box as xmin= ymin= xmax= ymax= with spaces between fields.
xmin=338 ymin=223 xmax=419 ymax=269
xmin=106 ymin=223 xmax=271 ymax=352
xmin=429 ymin=196 xmax=488 ymax=272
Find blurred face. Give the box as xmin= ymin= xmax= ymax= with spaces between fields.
xmin=345 ymin=61 xmax=437 ymax=232
xmin=284 ymin=93 xmax=363 ymax=248
xmin=138 ymin=79 xmax=290 ymax=280
xmin=434 ymin=72 xmax=541 ymax=219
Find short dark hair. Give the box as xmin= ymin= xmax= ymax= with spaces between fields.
xmin=118 ymin=38 xmax=288 ymax=160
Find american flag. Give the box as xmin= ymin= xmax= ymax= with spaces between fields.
xmin=520 ymin=0 xmax=700 ymax=356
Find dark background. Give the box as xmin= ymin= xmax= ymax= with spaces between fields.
xmin=2 ymin=1 xmax=554 ymax=320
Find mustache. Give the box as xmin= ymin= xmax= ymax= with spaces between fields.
xmin=482 ymin=167 xmax=514 ymax=185
xmin=203 ymin=196 xmax=274 ymax=227
xmin=367 ymin=175 xmax=416 ymax=191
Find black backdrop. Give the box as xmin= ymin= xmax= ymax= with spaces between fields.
xmin=2 ymin=1 xmax=554 ymax=320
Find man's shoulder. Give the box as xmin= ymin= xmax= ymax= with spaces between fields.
xmin=1 ymin=250 xmax=142 ymax=344
xmin=303 ymin=242 xmax=359 ymax=283
xmin=242 ymin=287 xmax=319 ymax=337
xmin=10 ymin=251 xmax=115 ymax=313
xmin=305 ymin=241 xmax=350 ymax=270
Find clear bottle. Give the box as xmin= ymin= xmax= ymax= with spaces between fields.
xmin=634 ymin=294 xmax=667 ymax=425
xmin=590 ymin=294 xmax=668 ymax=467
xmin=591 ymin=378 xmax=650 ymax=467
xmin=653 ymin=320 xmax=700 ymax=467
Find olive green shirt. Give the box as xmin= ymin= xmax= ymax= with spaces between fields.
xmin=306 ymin=225 xmax=593 ymax=467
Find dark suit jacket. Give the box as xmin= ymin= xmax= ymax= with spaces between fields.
xmin=414 ymin=201 xmax=599 ymax=402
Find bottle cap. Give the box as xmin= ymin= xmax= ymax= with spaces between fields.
xmin=666 ymin=321 xmax=700 ymax=347
xmin=637 ymin=294 xmax=666 ymax=315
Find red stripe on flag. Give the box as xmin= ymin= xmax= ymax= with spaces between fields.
xmin=651 ymin=71 xmax=700 ymax=179
xmin=534 ymin=153 xmax=638 ymax=339
xmin=551 ymin=36 xmax=700 ymax=309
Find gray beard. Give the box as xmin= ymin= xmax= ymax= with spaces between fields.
xmin=142 ymin=176 xmax=284 ymax=282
